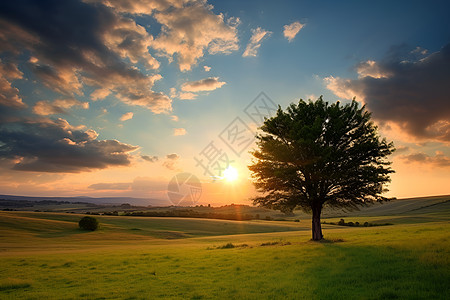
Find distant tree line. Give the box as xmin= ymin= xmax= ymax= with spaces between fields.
xmin=321 ymin=219 xmax=393 ymax=227
xmin=122 ymin=209 xmax=255 ymax=221
xmin=0 ymin=199 xmax=97 ymax=208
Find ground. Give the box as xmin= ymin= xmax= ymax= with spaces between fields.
xmin=0 ymin=197 xmax=449 ymax=299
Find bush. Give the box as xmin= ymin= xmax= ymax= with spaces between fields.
xmin=78 ymin=216 xmax=98 ymax=231
xmin=219 ymin=243 xmax=235 ymax=249
xmin=355 ymin=222 xmax=360 ymax=226
xmin=364 ymin=222 xmax=369 ymax=227
xmin=338 ymin=219 xmax=345 ymax=225
xmin=347 ymin=221 xmax=354 ymax=226
xmin=294 ymin=219 xmax=300 ymax=222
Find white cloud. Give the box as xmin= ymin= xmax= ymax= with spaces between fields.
xmin=120 ymin=112 xmax=134 ymax=121
xmin=178 ymin=92 xmax=197 ymax=100
xmin=204 ymin=65 xmax=211 ymax=72
xmin=91 ymin=88 xmax=111 ymax=101
xmin=356 ymin=60 xmax=391 ymax=78
xmin=283 ymin=21 xmax=305 ymax=42
xmin=323 ymin=76 xmax=362 ymax=100
xmin=174 ymin=128 xmax=187 ymax=136
xmin=181 ymin=77 xmax=226 ymax=92
xmin=0 ymin=60 xmax=26 ymax=108
xmin=243 ymin=27 xmax=272 ymax=57
xmin=171 ymin=115 xmax=179 ymax=122
xmin=151 ymin=2 xmax=239 ymax=71
xmin=33 ymin=99 xmax=89 ymax=116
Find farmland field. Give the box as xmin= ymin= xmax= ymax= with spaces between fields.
xmin=0 ymin=196 xmax=449 ymax=299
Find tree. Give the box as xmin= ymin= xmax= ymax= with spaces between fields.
xmin=79 ymin=216 xmax=99 ymax=231
xmin=248 ymin=97 xmax=395 ymax=240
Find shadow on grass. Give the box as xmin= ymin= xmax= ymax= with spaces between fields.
xmin=306 ymin=243 xmax=449 ymax=299
xmin=0 ymin=279 xmax=32 ymax=292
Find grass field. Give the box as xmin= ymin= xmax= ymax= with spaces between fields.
xmin=0 ymin=197 xmax=449 ymax=299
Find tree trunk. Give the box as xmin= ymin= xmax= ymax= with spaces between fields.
xmin=311 ymin=203 xmax=323 ymax=241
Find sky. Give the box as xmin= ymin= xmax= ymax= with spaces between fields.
xmin=0 ymin=0 xmax=449 ymax=206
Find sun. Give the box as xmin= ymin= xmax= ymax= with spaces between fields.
xmin=223 ymin=166 xmax=238 ymax=182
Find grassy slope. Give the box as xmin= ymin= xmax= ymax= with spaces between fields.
xmin=0 ymin=197 xmax=449 ymax=299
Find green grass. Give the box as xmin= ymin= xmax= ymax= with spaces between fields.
xmin=0 ymin=200 xmax=449 ymax=299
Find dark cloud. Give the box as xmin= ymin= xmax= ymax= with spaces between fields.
xmin=163 ymin=153 xmax=179 ymax=170
xmin=326 ymin=44 xmax=450 ymax=142
xmin=166 ymin=153 xmax=179 ymax=160
xmin=0 ymin=0 xmax=171 ymax=113
xmin=392 ymin=145 xmax=410 ymax=155
xmin=141 ymin=155 xmax=158 ymax=162
xmin=401 ymin=152 xmax=450 ymax=168
xmin=0 ymin=117 xmax=138 ymax=172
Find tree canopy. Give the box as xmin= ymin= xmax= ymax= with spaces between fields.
xmin=249 ymin=97 xmax=395 ymax=240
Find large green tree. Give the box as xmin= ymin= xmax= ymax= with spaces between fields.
xmin=249 ymin=97 xmax=395 ymax=240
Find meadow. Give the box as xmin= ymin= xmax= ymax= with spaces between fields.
xmin=0 ymin=197 xmax=449 ymax=299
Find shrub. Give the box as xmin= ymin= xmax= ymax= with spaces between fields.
xmin=219 ymin=243 xmax=235 ymax=249
xmin=78 ymin=216 xmax=98 ymax=231
xmin=347 ymin=221 xmax=354 ymax=226
xmin=294 ymin=219 xmax=300 ymax=222
xmin=355 ymin=222 xmax=360 ymax=226
xmin=338 ymin=219 xmax=345 ymax=225
xmin=364 ymin=222 xmax=369 ymax=227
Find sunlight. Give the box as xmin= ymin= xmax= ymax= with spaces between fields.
xmin=223 ymin=166 xmax=239 ymax=182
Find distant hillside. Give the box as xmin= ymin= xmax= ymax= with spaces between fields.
xmin=0 ymin=194 xmax=169 ymax=207
xmin=320 ymin=195 xmax=450 ymax=217
xmin=1 ymin=194 xmax=449 ymax=221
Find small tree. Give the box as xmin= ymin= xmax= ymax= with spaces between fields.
xmin=79 ymin=216 xmax=99 ymax=231
xmin=249 ymin=97 xmax=394 ymax=240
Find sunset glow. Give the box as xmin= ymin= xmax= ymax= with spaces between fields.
xmin=0 ymin=0 xmax=448 ymax=205
xmin=223 ymin=167 xmax=239 ymax=182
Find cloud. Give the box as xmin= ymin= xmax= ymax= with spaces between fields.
xmin=178 ymin=92 xmax=197 ymax=100
xmin=174 ymin=128 xmax=186 ymax=136
xmin=163 ymin=153 xmax=180 ymax=170
xmin=0 ymin=117 xmax=138 ymax=173
xmin=151 ymin=1 xmax=239 ymax=71
xmin=400 ymin=151 xmax=450 ymax=168
xmin=88 ymin=176 xmax=168 ymax=194
xmin=120 ymin=112 xmax=134 ymax=121
xmin=0 ymin=0 xmax=171 ymax=114
xmin=393 ymin=145 xmax=410 ymax=155
xmin=91 ymin=88 xmax=111 ymax=101
xmin=166 ymin=153 xmax=179 ymax=160
xmin=283 ymin=21 xmax=304 ymax=42
xmin=0 ymin=60 xmax=26 ymax=108
xmin=355 ymin=60 xmax=391 ymax=79
xmin=181 ymin=77 xmax=226 ymax=92
xmin=33 ymin=99 xmax=89 ymax=116
xmin=243 ymin=27 xmax=272 ymax=57
xmin=325 ymin=44 xmax=450 ymax=142
xmin=141 ymin=155 xmax=158 ymax=162
xmin=204 ymin=65 xmax=211 ymax=72
xmin=88 ymin=182 xmax=131 ymax=190
xmin=171 ymin=115 xmax=179 ymax=122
